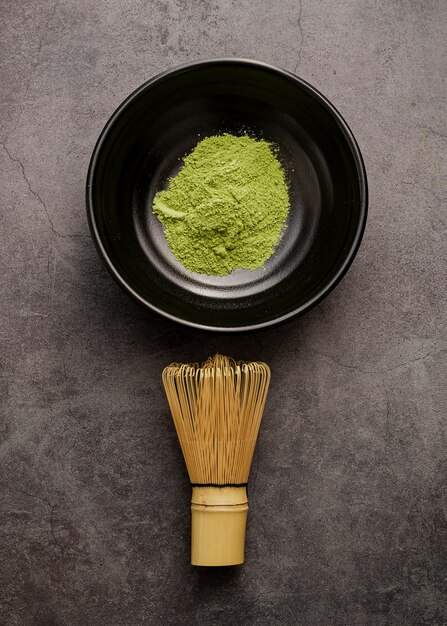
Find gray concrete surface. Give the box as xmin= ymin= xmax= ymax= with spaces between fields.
xmin=1 ymin=0 xmax=447 ymax=624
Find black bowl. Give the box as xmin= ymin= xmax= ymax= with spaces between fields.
xmin=86 ymin=59 xmax=367 ymax=332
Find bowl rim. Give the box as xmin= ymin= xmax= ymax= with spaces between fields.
xmin=86 ymin=57 xmax=368 ymax=333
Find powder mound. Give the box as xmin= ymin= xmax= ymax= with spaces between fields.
xmin=152 ymin=133 xmax=290 ymax=275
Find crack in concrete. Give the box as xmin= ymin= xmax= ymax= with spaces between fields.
xmin=386 ymin=348 xmax=447 ymax=372
xmin=17 ymin=488 xmax=65 ymax=560
xmin=1 ymin=141 xmax=53 ymax=231
xmin=17 ymin=487 xmax=52 ymax=508
xmin=293 ymin=0 xmax=304 ymax=73
xmin=1 ymin=141 xmax=87 ymax=240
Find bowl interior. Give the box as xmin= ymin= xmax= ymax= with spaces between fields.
xmin=88 ymin=61 xmax=366 ymax=330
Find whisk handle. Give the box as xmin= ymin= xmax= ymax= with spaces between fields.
xmin=191 ymin=486 xmax=248 ymax=566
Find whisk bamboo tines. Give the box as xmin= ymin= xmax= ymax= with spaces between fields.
xmin=162 ymin=354 xmax=271 ymax=566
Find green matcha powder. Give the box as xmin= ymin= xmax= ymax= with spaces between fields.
xmin=152 ymin=133 xmax=289 ymax=275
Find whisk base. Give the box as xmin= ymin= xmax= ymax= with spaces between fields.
xmin=191 ymin=486 xmax=248 ymax=567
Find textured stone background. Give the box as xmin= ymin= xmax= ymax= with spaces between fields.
xmin=1 ymin=0 xmax=446 ymax=624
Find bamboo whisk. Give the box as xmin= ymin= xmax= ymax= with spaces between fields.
xmin=162 ymin=354 xmax=271 ymax=566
